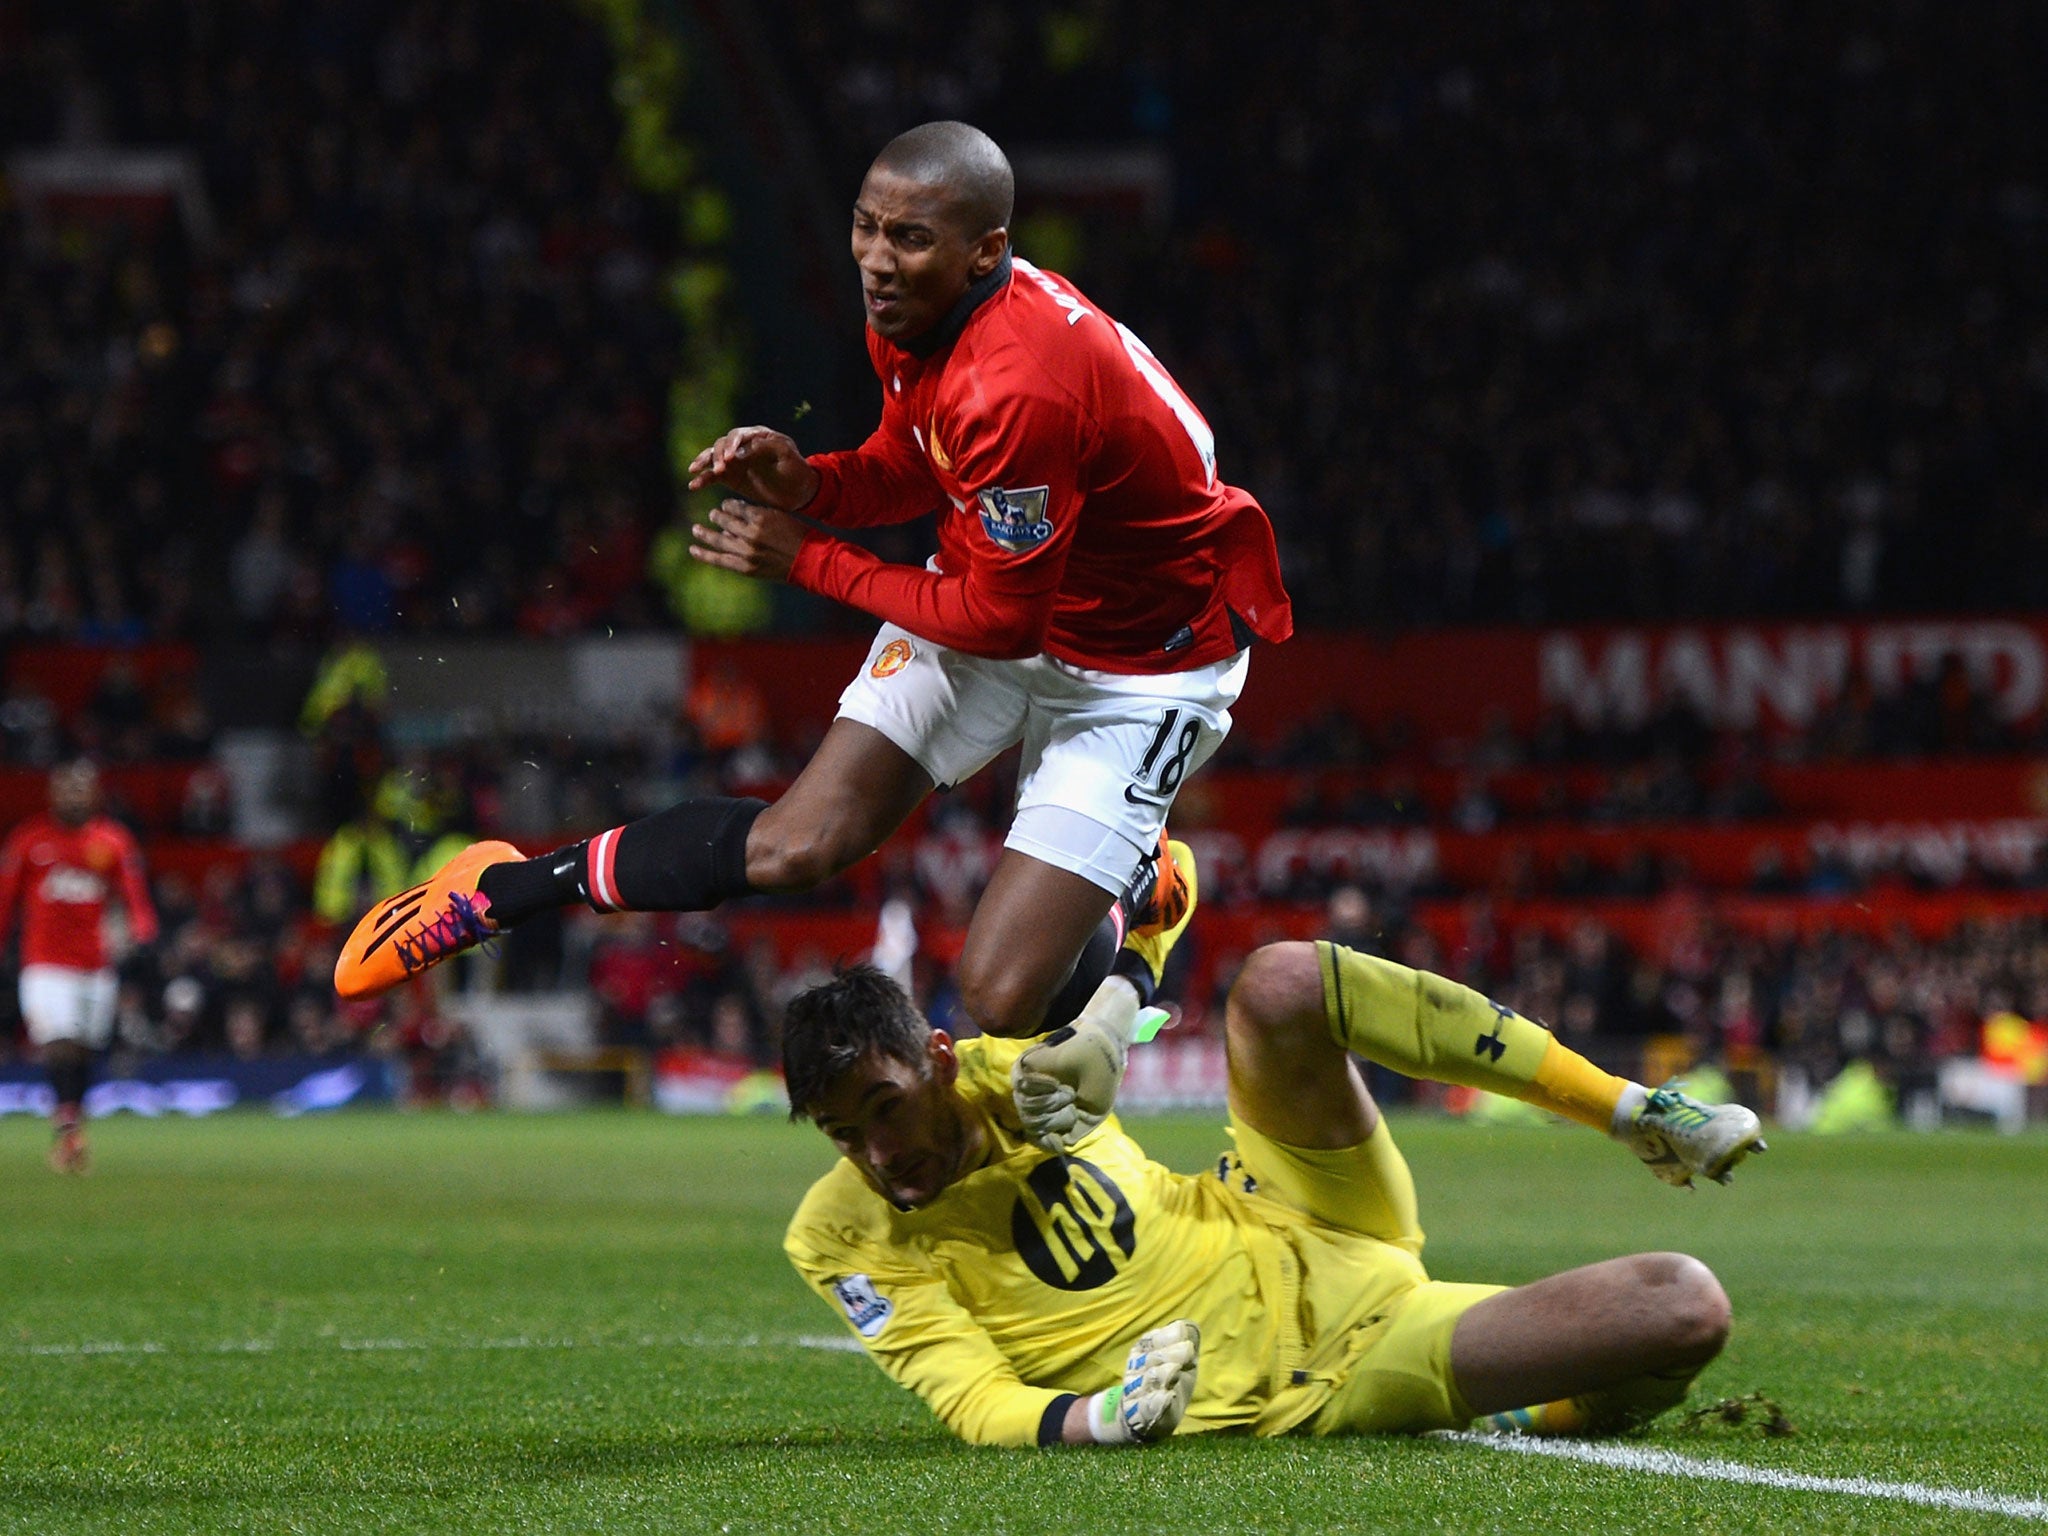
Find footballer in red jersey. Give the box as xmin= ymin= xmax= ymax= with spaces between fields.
xmin=339 ymin=123 xmax=1287 ymax=1143
xmin=0 ymin=760 xmax=159 ymax=1172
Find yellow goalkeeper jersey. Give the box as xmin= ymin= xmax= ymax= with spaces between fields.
xmin=784 ymin=1035 xmax=1415 ymax=1446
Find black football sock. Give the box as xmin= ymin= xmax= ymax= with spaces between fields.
xmin=478 ymin=797 xmax=768 ymax=925
xmin=1102 ymin=840 xmax=1161 ymax=1006
xmin=1039 ymin=910 xmax=1123 ymax=1034
xmin=47 ymin=1055 xmax=92 ymax=1116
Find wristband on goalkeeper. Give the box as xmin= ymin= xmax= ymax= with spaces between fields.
xmin=1086 ymin=1384 xmax=1137 ymax=1444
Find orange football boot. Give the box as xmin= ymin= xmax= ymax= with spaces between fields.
xmin=334 ymin=840 xmax=521 ymax=999
xmin=1120 ymin=832 xmax=1198 ymax=991
xmin=1124 ymin=829 xmax=1191 ymax=935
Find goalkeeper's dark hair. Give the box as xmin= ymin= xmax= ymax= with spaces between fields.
xmin=782 ymin=964 xmax=932 ymax=1121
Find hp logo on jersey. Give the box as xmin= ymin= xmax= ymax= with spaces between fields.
xmin=1010 ymin=1155 xmax=1137 ymax=1292
xmin=975 ymin=485 xmax=1054 ymax=553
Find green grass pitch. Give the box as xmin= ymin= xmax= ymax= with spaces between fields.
xmin=1 ymin=1110 xmax=2043 ymax=1534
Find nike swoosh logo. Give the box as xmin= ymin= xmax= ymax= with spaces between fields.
xmin=1123 ymin=785 xmax=1167 ymax=806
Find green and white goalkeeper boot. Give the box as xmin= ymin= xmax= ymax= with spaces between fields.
xmin=1620 ymin=1083 xmax=1767 ymax=1188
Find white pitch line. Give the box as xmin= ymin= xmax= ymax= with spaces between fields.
xmin=1440 ymin=1431 xmax=2048 ymax=1524
xmin=795 ymin=1333 xmax=866 ymax=1353
xmin=21 ymin=1340 xmax=167 ymax=1357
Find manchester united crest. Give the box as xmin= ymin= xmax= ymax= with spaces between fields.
xmin=870 ymin=639 xmax=915 ymax=678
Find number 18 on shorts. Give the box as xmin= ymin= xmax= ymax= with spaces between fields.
xmin=839 ymin=626 xmax=1249 ymax=894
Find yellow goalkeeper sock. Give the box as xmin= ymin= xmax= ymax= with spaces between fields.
xmin=1484 ymin=1365 xmax=1700 ymax=1436
xmin=1316 ymin=941 xmax=1634 ymax=1133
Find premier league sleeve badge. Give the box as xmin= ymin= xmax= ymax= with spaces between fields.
xmin=974 ymin=485 xmax=1054 ymax=552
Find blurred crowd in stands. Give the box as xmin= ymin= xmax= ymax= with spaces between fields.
xmin=1318 ymin=884 xmax=2039 ymax=1073
xmin=773 ymin=0 xmax=2048 ymax=629
xmin=0 ymin=837 xmax=795 ymax=1105
xmin=1252 ymin=653 xmax=2041 ymax=773
xmin=4 ymin=1 xmax=2046 ymax=1123
xmin=7 ymin=616 xmax=2041 ymax=774
xmin=1310 ymin=887 xmax=2048 ymax=1094
xmin=3 ymin=2 xmax=2044 ymax=644
xmin=12 ymin=628 xmax=2046 ymax=918
xmin=0 ymin=656 xmax=218 ymax=770
xmin=0 ymin=0 xmax=679 ymax=648
xmin=7 ymin=827 xmax=2041 ymax=1125
xmin=6 ymin=628 xmax=2047 ymax=1114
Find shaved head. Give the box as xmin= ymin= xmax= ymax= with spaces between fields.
xmin=852 ymin=122 xmax=1014 ymax=340
xmin=869 ymin=121 xmax=1014 ymax=238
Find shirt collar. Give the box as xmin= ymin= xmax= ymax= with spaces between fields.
xmin=894 ymin=251 xmax=1013 ymax=360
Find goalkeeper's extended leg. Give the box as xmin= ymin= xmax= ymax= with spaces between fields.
xmin=1221 ymin=943 xmax=1732 ymax=1436
xmin=1231 ymin=942 xmax=1765 ymax=1186
xmin=1453 ymin=1254 xmax=1731 ymax=1434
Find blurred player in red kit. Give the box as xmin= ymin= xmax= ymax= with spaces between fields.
xmin=339 ymin=121 xmax=1290 ymax=1139
xmin=0 ymin=760 xmax=159 ymax=1172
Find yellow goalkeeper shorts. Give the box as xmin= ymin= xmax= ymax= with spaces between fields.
xmin=1224 ymin=1113 xmax=1503 ymax=1435
xmin=1308 ymin=1278 xmax=1503 ymax=1434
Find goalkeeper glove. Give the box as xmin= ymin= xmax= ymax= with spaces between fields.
xmin=1084 ymin=1319 xmax=1201 ymax=1444
xmin=1013 ymin=982 xmax=1169 ymax=1152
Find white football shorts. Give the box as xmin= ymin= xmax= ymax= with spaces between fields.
xmin=20 ymin=964 xmax=119 ymax=1050
xmin=836 ymin=623 xmax=1250 ymax=894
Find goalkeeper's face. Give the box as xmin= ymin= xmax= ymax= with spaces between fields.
xmin=812 ymin=1031 xmax=979 ymax=1210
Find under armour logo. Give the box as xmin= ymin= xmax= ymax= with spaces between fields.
xmin=1474 ymin=999 xmax=1514 ymax=1063
xmin=1213 ymin=1154 xmax=1257 ymax=1197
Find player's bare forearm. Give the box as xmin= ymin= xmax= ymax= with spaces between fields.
xmin=686 ymin=426 xmax=821 ymax=510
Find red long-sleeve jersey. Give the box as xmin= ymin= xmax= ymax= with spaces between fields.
xmin=793 ymin=256 xmax=1292 ymax=673
xmin=0 ymin=814 xmax=159 ymax=971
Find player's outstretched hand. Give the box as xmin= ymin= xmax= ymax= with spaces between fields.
xmin=1082 ymin=1319 xmax=1201 ymax=1445
xmin=686 ymin=426 xmax=821 ymax=509
xmin=690 ymin=499 xmax=810 ymax=583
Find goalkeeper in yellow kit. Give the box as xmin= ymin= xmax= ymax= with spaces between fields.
xmin=783 ymin=930 xmax=1764 ymax=1447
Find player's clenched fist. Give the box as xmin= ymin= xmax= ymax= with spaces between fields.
xmin=1012 ymin=1019 xmax=1126 ymax=1153
xmin=1085 ymin=1319 xmax=1201 ymax=1444
xmin=1012 ymin=1004 xmax=1170 ymax=1152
